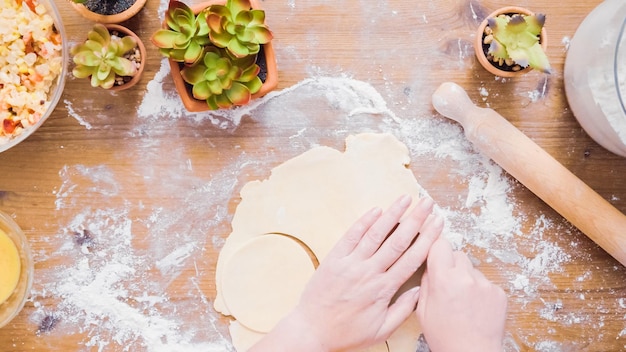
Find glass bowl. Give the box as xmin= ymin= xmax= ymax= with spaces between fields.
xmin=0 ymin=0 xmax=68 ymax=153
xmin=564 ymin=0 xmax=626 ymax=157
xmin=0 ymin=211 xmax=33 ymax=329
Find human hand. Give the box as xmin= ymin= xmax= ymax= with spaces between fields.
xmin=252 ymin=194 xmax=443 ymax=352
xmin=416 ymin=238 xmax=507 ymax=352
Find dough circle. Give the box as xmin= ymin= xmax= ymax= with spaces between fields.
xmin=221 ymin=234 xmax=316 ymax=333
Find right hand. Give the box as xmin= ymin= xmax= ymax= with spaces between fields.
xmin=250 ymin=195 xmax=443 ymax=352
xmin=416 ymin=238 xmax=507 ymax=352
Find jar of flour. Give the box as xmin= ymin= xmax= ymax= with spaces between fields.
xmin=565 ymin=0 xmax=626 ymax=157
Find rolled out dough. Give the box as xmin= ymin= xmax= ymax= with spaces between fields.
xmin=229 ymin=320 xmax=390 ymax=352
xmin=214 ymin=133 xmax=428 ymax=351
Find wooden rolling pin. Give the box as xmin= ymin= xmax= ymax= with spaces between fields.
xmin=432 ymin=82 xmax=626 ymax=267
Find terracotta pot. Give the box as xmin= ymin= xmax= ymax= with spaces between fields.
xmin=76 ymin=24 xmax=146 ymax=91
xmin=70 ymin=0 xmax=147 ymax=24
xmin=105 ymin=24 xmax=146 ymax=91
xmin=474 ymin=6 xmax=548 ymax=78
xmin=166 ymin=0 xmax=279 ymax=112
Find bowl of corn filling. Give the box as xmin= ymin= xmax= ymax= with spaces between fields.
xmin=0 ymin=0 xmax=67 ymax=153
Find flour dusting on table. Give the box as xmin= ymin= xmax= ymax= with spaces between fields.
xmin=29 ymin=68 xmax=615 ymax=351
xmin=34 ymin=165 xmax=234 ymax=351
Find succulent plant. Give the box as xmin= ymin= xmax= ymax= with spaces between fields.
xmin=180 ymin=46 xmax=262 ymax=110
xmin=71 ymin=24 xmax=138 ymax=89
xmin=484 ymin=13 xmax=551 ymax=73
xmin=205 ymin=0 xmax=273 ymax=58
xmin=152 ymin=0 xmax=275 ymax=110
xmin=151 ymin=1 xmax=212 ymax=65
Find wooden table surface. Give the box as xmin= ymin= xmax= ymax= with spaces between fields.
xmin=2 ymin=0 xmax=626 ymax=351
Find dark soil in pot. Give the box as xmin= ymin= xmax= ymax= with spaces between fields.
xmin=81 ymin=0 xmax=135 ymax=15
xmin=482 ymin=12 xmax=541 ymax=72
xmin=256 ymin=46 xmax=268 ymax=83
xmin=480 ymin=13 xmax=526 ymax=73
xmin=109 ymin=29 xmax=142 ymax=88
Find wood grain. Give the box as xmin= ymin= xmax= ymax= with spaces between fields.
xmin=2 ymin=0 xmax=626 ymax=351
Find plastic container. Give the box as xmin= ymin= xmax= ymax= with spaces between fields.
xmin=564 ymin=0 xmax=626 ymax=157
xmin=0 ymin=211 xmax=33 ymax=329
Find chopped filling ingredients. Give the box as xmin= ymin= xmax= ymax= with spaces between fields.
xmin=0 ymin=0 xmax=63 ymax=143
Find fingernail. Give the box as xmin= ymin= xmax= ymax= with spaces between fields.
xmin=431 ymin=214 xmax=444 ymax=228
xmin=398 ymin=194 xmax=412 ymax=207
xmin=411 ymin=286 xmax=421 ymax=299
xmin=422 ymin=214 xmax=444 ymax=231
xmin=419 ymin=196 xmax=434 ymax=210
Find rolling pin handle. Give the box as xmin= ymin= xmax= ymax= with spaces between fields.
xmin=431 ymin=82 xmax=478 ymax=126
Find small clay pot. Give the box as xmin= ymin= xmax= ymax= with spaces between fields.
xmin=70 ymin=0 xmax=147 ymax=24
xmin=106 ymin=24 xmax=146 ymax=91
xmin=166 ymin=0 xmax=279 ymax=112
xmin=474 ymin=6 xmax=548 ymax=78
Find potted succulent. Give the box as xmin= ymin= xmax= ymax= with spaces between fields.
xmin=474 ymin=6 xmax=551 ymax=77
xmin=151 ymin=0 xmax=278 ymax=112
xmin=71 ymin=23 xmax=146 ymax=91
xmin=69 ymin=0 xmax=148 ymax=23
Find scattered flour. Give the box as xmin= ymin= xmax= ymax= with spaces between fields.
xmin=136 ymin=59 xmax=187 ymax=120
xmin=14 ymin=0 xmax=621 ymax=350
xmin=29 ymin=73 xmax=589 ymax=351
xmin=534 ymin=341 xmax=563 ymax=352
xmin=469 ymin=2 xmax=479 ymax=21
xmin=155 ymin=241 xmax=198 ymax=276
xmin=528 ymin=90 xmax=542 ymax=103
xmin=527 ymin=77 xmax=548 ymax=103
xmin=64 ymin=99 xmax=93 ymax=130
xmin=34 ymin=167 xmax=234 ymax=351
xmin=561 ymin=36 xmax=570 ymax=52
xmin=29 ymin=3 xmax=611 ymax=346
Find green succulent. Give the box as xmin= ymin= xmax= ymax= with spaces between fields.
xmin=71 ymin=24 xmax=138 ymax=89
xmin=206 ymin=0 xmax=273 ymax=58
xmin=485 ymin=13 xmax=551 ymax=73
xmin=181 ymin=47 xmax=262 ymax=110
xmin=151 ymin=1 xmax=212 ymax=65
xmin=151 ymin=0 xmax=274 ymax=110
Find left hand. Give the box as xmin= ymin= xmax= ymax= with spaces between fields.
xmin=286 ymin=194 xmax=443 ymax=351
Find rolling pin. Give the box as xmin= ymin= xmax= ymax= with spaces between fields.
xmin=432 ymin=82 xmax=626 ymax=267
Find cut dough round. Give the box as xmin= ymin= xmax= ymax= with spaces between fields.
xmin=228 ymin=321 xmax=266 ymax=352
xmin=221 ymin=234 xmax=316 ymax=333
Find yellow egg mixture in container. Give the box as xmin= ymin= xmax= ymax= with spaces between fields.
xmin=0 ymin=211 xmax=33 ymax=328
